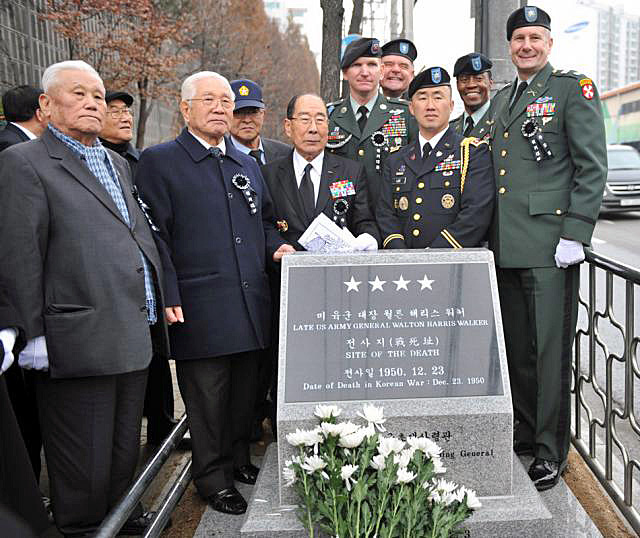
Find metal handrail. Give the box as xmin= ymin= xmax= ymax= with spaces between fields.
xmin=94 ymin=414 xmax=190 ymax=538
xmin=573 ymin=248 xmax=640 ymax=534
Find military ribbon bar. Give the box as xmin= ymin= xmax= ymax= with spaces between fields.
xmin=434 ymin=160 xmax=461 ymax=172
xmin=329 ymin=180 xmax=356 ymax=198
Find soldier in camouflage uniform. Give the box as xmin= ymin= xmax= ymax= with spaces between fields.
xmin=450 ymin=53 xmax=494 ymax=140
xmin=327 ymin=37 xmax=417 ymax=214
xmin=377 ymin=67 xmax=494 ymax=249
xmin=490 ymin=6 xmax=607 ymax=491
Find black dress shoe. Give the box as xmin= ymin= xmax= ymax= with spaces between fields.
xmin=118 ymin=511 xmax=172 ymax=535
xmin=528 ymin=458 xmax=567 ymax=491
xmin=514 ymin=439 xmax=534 ymax=456
xmin=234 ymin=463 xmax=260 ymax=485
xmin=208 ymin=487 xmax=247 ymax=515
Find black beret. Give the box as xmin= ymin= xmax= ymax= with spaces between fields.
xmin=408 ymin=67 xmax=451 ymax=99
xmin=105 ymin=91 xmax=133 ymax=107
xmin=341 ymin=37 xmax=381 ymax=69
xmin=381 ymin=39 xmax=417 ymax=63
xmin=453 ymin=53 xmax=493 ymax=77
xmin=506 ymin=6 xmax=551 ymax=40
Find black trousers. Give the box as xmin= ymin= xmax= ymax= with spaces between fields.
xmin=0 ymin=376 xmax=49 ymax=536
xmin=4 ymin=362 xmax=42 ymax=482
xmin=143 ymin=353 xmax=175 ymax=443
xmin=176 ymin=351 xmax=259 ymax=497
xmin=35 ymin=368 xmax=148 ymax=536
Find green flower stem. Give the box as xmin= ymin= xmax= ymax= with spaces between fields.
xmin=298 ymin=447 xmax=314 ymax=538
xmin=386 ymin=483 xmax=405 ymax=538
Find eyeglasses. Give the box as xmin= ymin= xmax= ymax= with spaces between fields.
xmin=107 ymin=108 xmax=132 ymax=119
xmin=188 ymin=96 xmax=235 ymax=110
xmin=289 ymin=115 xmax=328 ymax=127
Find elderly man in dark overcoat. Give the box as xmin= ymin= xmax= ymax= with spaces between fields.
xmin=0 ymin=60 xmax=168 ymax=535
xmin=135 ymin=71 xmax=294 ymax=516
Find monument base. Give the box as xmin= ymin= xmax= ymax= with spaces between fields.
xmin=239 ymin=444 xmax=600 ymax=538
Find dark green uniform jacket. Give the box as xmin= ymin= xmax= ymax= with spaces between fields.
xmin=327 ymin=93 xmax=417 ymax=212
xmin=489 ymin=63 xmax=607 ymax=268
xmin=449 ymin=106 xmax=494 ymax=140
xmin=377 ymin=127 xmax=495 ymax=249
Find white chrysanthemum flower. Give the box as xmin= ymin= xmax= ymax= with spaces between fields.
xmin=284 ymin=456 xmax=301 ymax=468
xmin=406 ymin=436 xmax=442 ymax=458
xmin=432 ymin=456 xmax=447 ymax=474
xmin=434 ymin=479 xmax=458 ymax=493
xmin=393 ymin=447 xmax=415 ymax=468
xmin=283 ymin=465 xmax=296 ymax=486
xmin=321 ymin=421 xmax=346 ymax=437
xmin=459 ymin=487 xmax=482 ymax=509
xmin=377 ymin=436 xmax=405 ymax=457
xmin=396 ymin=467 xmax=416 ymax=484
xmin=300 ymin=454 xmax=327 ymax=475
xmin=370 ymin=454 xmax=387 ymax=470
xmin=362 ymin=423 xmax=377 ymax=439
xmin=286 ymin=428 xmax=312 ymax=446
xmin=314 ymin=404 xmax=342 ymax=420
xmin=340 ymin=464 xmax=358 ymax=491
xmin=357 ymin=404 xmax=386 ymax=431
xmin=338 ymin=427 xmax=366 ymax=448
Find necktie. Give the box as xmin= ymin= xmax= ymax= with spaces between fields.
xmin=299 ymin=163 xmax=315 ymax=219
xmin=248 ymin=149 xmax=263 ymax=164
xmin=510 ymin=81 xmax=528 ymax=113
xmin=422 ymin=142 xmax=432 ymax=160
xmin=463 ymin=116 xmax=474 ymax=137
xmin=210 ymin=147 xmax=222 ymax=160
xmin=357 ymin=105 xmax=369 ymax=133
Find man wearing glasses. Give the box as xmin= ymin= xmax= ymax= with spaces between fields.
xmin=135 ymin=71 xmax=293 ymax=516
xmin=99 ymin=91 xmax=140 ymax=171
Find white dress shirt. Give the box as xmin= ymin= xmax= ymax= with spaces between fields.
xmin=292 ymin=149 xmax=324 ymax=204
xmin=418 ymin=126 xmax=448 ymax=158
xmin=189 ymin=130 xmax=226 ymax=154
xmin=10 ymin=122 xmax=37 ymax=140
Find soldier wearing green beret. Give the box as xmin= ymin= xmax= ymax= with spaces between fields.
xmin=377 ymin=67 xmax=494 ymax=249
xmin=327 ymin=37 xmax=417 ymax=214
xmin=489 ymin=5 xmax=607 ymax=491
xmin=450 ymin=53 xmax=494 ymax=139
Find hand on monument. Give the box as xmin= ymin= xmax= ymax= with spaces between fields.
xmin=273 ymin=244 xmax=295 ymax=262
xmin=0 ymin=328 xmax=17 ymax=374
xmin=165 ymin=306 xmax=184 ymax=324
xmin=554 ymin=238 xmax=585 ymax=268
xmin=353 ymin=233 xmax=379 ymax=252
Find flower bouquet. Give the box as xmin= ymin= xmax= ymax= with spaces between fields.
xmin=284 ymin=404 xmax=480 ymax=538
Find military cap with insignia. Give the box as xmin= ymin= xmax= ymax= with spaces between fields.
xmin=453 ymin=53 xmax=493 ymax=77
xmin=408 ymin=66 xmax=451 ymax=98
xmin=381 ymin=38 xmax=417 ymax=63
xmin=506 ymin=5 xmax=551 ymax=40
xmin=230 ymin=79 xmax=265 ymax=110
xmin=341 ymin=37 xmax=381 ymax=69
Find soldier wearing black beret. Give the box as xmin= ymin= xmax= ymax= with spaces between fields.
xmin=450 ymin=53 xmax=494 ymax=139
xmin=328 ymin=37 xmax=417 ymax=216
xmin=490 ymin=5 xmax=607 ymax=491
xmin=380 ymin=38 xmax=417 ymax=99
xmin=376 ymin=66 xmax=494 ymax=250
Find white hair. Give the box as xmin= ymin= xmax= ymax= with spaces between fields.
xmin=181 ymin=71 xmax=234 ymax=102
xmin=41 ymin=60 xmax=102 ymax=93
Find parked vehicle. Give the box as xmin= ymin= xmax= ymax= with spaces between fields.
xmin=601 ymin=144 xmax=640 ymax=213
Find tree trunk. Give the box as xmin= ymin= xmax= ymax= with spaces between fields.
xmin=320 ymin=0 xmax=344 ymax=103
xmin=348 ymin=0 xmax=364 ymax=34
xmin=135 ymin=78 xmax=153 ymax=149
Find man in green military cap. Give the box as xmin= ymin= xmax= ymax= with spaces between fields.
xmin=377 ymin=67 xmax=494 ymax=249
xmin=450 ymin=53 xmax=494 ymax=139
xmin=327 ymin=37 xmax=417 ymax=214
xmin=380 ymin=38 xmax=417 ymax=99
xmin=489 ymin=5 xmax=607 ymax=491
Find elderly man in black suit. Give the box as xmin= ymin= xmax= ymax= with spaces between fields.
xmin=0 ymin=85 xmax=48 ymax=151
xmin=0 ymin=60 xmax=168 ymax=536
xmin=228 ymin=79 xmax=290 ymax=164
xmin=135 ymin=71 xmax=294 ymax=516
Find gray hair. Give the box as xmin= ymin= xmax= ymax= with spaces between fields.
xmin=181 ymin=71 xmax=234 ymax=102
xmin=41 ymin=60 xmax=102 ymax=93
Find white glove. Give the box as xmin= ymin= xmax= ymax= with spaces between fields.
xmin=0 ymin=328 xmax=17 ymax=374
xmin=18 ymin=335 xmax=49 ymax=371
xmin=554 ymin=238 xmax=585 ymax=269
xmin=353 ymin=233 xmax=379 ymax=252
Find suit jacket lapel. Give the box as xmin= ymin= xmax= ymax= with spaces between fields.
xmin=404 ymin=138 xmax=422 ymax=177
xmin=42 ymin=130 xmax=130 ymax=227
xmin=413 ymin=127 xmax=456 ymax=178
xmin=110 ymin=154 xmax=137 ymax=228
xmin=505 ymin=63 xmax=554 ymax=130
xmin=7 ymin=123 xmax=29 ymax=142
xmin=315 ymin=151 xmax=338 ymax=216
xmin=332 ymin=103 xmax=359 ymax=138
xmin=278 ymin=154 xmax=312 ymax=226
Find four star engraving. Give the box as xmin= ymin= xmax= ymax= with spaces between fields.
xmin=392 ymin=275 xmax=411 ymax=291
xmin=368 ymin=275 xmax=386 ymax=292
xmin=342 ymin=274 xmax=435 ymax=292
xmin=344 ymin=276 xmax=361 ymax=292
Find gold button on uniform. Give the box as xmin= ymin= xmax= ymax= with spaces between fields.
xmin=501 ymin=149 xmax=507 ymax=157
xmin=416 ymin=197 xmax=423 ymax=204
xmin=412 ymin=229 xmax=420 ymax=237
xmin=499 ymin=169 xmax=506 ymax=176
xmin=413 ymin=213 xmax=421 ymax=221
xmin=503 ymin=131 xmax=509 ymax=139
xmin=395 ymin=186 xmax=401 ymax=192
xmin=498 ymin=187 xmax=506 ymax=194
xmin=418 ymin=182 xmax=425 ymax=189
xmin=358 ymin=149 xmax=365 ymax=156
xmin=555 ymin=209 xmax=562 ymax=215
xmin=444 ymin=180 xmax=450 ymax=187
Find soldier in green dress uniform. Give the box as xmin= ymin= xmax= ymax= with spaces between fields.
xmin=450 ymin=53 xmax=494 ymax=139
xmin=377 ymin=67 xmax=494 ymax=249
xmin=489 ymin=6 xmax=607 ymax=491
xmin=327 ymin=37 xmax=417 ymax=214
